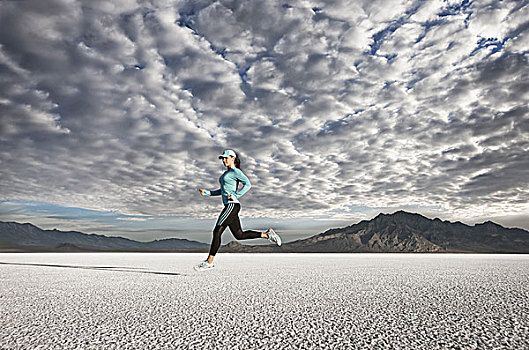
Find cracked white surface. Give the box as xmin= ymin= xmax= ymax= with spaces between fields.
xmin=1 ymin=253 xmax=528 ymax=349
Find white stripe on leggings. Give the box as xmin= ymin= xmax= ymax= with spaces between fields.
xmin=217 ymin=203 xmax=234 ymax=226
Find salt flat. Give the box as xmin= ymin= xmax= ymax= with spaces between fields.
xmin=1 ymin=253 xmax=528 ymax=349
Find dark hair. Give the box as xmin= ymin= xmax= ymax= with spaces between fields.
xmin=234 ymin=155 xmax=241 ymax=169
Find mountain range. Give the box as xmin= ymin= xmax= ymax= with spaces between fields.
xmin=222 ymin=211 xmax=529 ymax=253
xmin=1 ymin=211 xmax=529 ymax=253
xmin=0 ymin=221 xmax=208 ymax=252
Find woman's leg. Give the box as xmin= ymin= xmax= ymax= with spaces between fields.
xmin=208 ymin=204 xmax=236 ymax=259
xmin=227 ymin=204 xmax=267 ymax=240
xmin=208 ymin=223 xmax=228 ymax=258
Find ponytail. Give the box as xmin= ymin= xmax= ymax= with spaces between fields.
xmin=234 ymin=156 xmax=241 ymax=169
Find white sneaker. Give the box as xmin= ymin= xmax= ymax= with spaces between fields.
xmin=194 ymin=259 xmax=216 ymax=271
xmin=266 ymin=228 xmax=281 ymax=246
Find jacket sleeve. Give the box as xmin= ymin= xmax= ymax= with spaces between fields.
xmin=234 ymin=169 xmax=251 ymax=199
xmin=206 ymin=189 xmax=221 ymax=196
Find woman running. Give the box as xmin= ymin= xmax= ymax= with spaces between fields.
xmin=196 ymin=149 xmax=281 ymax=271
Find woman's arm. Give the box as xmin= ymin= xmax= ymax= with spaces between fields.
xmin=233 ymin=169 xmax=251 ymax=199
xmin=200 ymin=189 xmax=221 ymax=196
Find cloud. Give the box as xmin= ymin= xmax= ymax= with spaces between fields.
xmin=1 ymin=0 xmax=528 ymax=230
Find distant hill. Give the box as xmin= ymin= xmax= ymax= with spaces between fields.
xmin=221 ymin=211 xmax=529 ymax=253
xmin=2 ymin=211 xmax=529 ymax=253
xmin=0 ymin=221 xmax=209 ymax=252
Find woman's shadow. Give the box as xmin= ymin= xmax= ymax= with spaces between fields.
xmin=0 ymin=261 xmax=188 ymax=276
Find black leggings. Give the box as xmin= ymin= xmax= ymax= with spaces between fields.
xmin=209 ymin=203 xmax=261 ymax=256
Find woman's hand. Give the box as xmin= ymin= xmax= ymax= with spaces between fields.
xmin=199 ymin=189 xmax=206 ymax=196
xmin=227 ymin=194 xmax=234 ymax=201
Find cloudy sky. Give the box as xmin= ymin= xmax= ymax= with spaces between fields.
xmin=1 ymin=0 xmax=528 ymax=244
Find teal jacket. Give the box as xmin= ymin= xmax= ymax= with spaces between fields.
xmin=202 ymin=167 xmax=252 ymax=205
